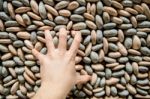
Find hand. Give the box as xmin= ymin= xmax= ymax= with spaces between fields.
xmin=32 ymin=28 xmax=91 ymax=99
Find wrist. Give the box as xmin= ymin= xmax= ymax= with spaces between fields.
xmin=37 ymin=81 xmax=68 ymax=99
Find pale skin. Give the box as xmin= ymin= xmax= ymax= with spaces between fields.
xmin=32 ymin=28 xmax=91 ymax=99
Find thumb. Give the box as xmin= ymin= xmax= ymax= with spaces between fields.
xmin=32 ymin=49 xmax=44 ymax=60
xmin=76 ymin=74 xmax=91 ymax=84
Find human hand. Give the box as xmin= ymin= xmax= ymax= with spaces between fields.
xmin=32 ymin=28 xmax=91 ymax=99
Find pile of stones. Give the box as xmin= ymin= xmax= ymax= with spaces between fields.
xmin=0 ymin=0 xmax=150 ymax=98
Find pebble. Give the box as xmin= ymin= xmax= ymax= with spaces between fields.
xmin=10 ymin=82 xmax=19 ymax=94
xmin=5 ymin=21 xmax=19 ymax=27
xmin=137 ymin=88 xmax=148 ymax=95
xmin=55 ymin=1 xmax=69 ymax=10
xmin=90 ymin=51 xmax=99 ymax=63
xmin=124 ymin=37 xmax=132 ymax=49
xmin=39 ymin=2 xmax=47 ymax=19
xmin=133 ymin=35 xmax=141 ymax=49
xmin=125 ymin=62 xmax=133 ymax=74
xmin=71 ymin=15 xmax=84 ymax=22
xmin=126 ymin=84 xmax=137 ymax=95
xmin=111 ymin=86 xmax=117 ymax=96
xmin=0 ymin=12 xmax=10 ymax=21
xmin=103 ymin=29 xmax=117 ymax=37
xmin=73 ymin=22 xmax=86 ymax=30
xmin=106 ymin=78 xmax=119 ymax=85
xmin=118 ymin=90 xmax=129 ymax=97
xmin=141 ymin=47 xmax=150 ymax=56
xmin=117 ymin=42 xmax=128 ymax=56
xmin=13 ymin=40 xmax=24 ymax=48
xmin=95 ymin=15 xmax=103 ymax=29
xmin=97 ymin=1 xmax=103 ymax=15
xmin=2 ymin=60 xmax=16 ymax=67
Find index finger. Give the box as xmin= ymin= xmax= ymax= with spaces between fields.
xmin=68 ymin=31 xmax=81 ymax=57
xmin=44 ymin=30 xmax=55 ymax=54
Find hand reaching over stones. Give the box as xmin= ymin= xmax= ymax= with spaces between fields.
xmin=32 ymin=28 xmax=91 ymax=99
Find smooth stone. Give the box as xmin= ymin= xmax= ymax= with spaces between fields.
xmin=83 ymin=57 xmax=91 ymax=64
xmin=100 ymin=77 xmax=105 ymax=87
xmin=139 ymin=66 xmax=148 ymax=73
xmin=55 ymin=1 xmax=69 ymax=10
xmin=20 ymin=0 xmax=29 ymax=6
xmin=83 ymin=35 xmax=91 ymax=45
xmin=140 ymin=47 xmax=150 ymax=56
xmin=5 ymin=21 xmax=19 ymax=27
xmin=54 ymin=16 xmax=69 ymax=25
xmin=80 ymin=29 xmax=90 ymax=35
xmin=136 ymin=15 xmax=147 ymax=21
xmin=39 ymin=2 xmax=47 ymax=19
xmin=124 ymin=37 xmax=132 ymax=49
xmin=0 ymin=0 xmax=3 ymax=11
xmin=103 ymin=23 xmax=116 ymax=29
xmin=118 ymin=57 xmax=128 ymax=63
xmin=74 ymin=6 xmax=86 ymax=14
xmin=12 ymin=0 xmax=23 ymax=7
xmin=2 ymin=60 xmax=16 ymax=67
xmin=128 ymin=56 xmax=142 ymax=62
xmin=111 ymin=86 xmax=117 ymax=96
xmin=92 ymin=44 xmax=103 ymax=51
xmin=138 ymin=21 xmax=150 ymax=28
xmin=2 ymin=67 xmax=8 ymax=77
xmin=13 ymin=56 xmax=24 ymax=66
xmin=70 ymin=14 xmax=84 ymax=22
xmin=112 ymin=70 xmax=125 ymax=77
xmin=13 ymin=40 xmax=24 ymax=48
xmin=26 ymin=25 xmax=38 ymax=31
xmin=43 ymin=0 xmax=54 ymax=6
xmin=24 ymin=61 xmax=36 ymax=66
xmin=130 ymin=74 xmax=137 ymax=85
xmin=31 ymin=66 xmax=40 ymax=73
xmin=95 ymin=15 xmax=103 ymax=29
xmin=0 ymin=12 xmax=10 ymax=21
xmin=85 ymin=65 xmax=93 ymax=75
xmin=109 ymin=43 xmax=118 ymax=51
xmin=73 ymin=22 xmax=86 ymax=30
xmin=90 ymin=51 xmax=99 ymax=63
xmin=15 ymin=67 xmax=24 ymax=75
xmin=122 ymin=0 xmax=133 ymax=7
xmin=103 ymin=29 xmax=117 ymax=37
xmin=17 ymin=75 xmax=25 ymax=84
xmin=136 ymin=32 xmax=147 ymax=38
xmin=96 ymin=30 xmax=103 ymax=43
xmin=43 ymin=20 xmax=56 ymax=27
xmin=105 ymin=68 xmax=112 ymax=79
xmin=94 ymin=91 xmax=105 ymax=97
xmin=9 ymin=33 xmax=17 ymax=41
xmin=3 ymin=1 xmax=8 ymax=13
xmin=137 ymin=88 xmax=148 ymax=96
xmin=77 ymin=0 xmax=86 ymax=5
xmin=118 ymin=90 xmax=129 ymax=97
xmin=125 ymin=28 xmax=137 ymax=35
xmin=125 ymin=62 xmax=133 ymax=74
xmin=102 ymin=0 xmax=111 ymax=6
xmin=97 ymin=1 xmax=103 ymax=14
xmin=120 ymin=17 xmax=130 ymax=23
xmin=137 ymin=79 xmax=149 ymax=85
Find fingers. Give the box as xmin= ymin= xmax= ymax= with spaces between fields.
xmin=58 ymin=28 xmax=67 ymax=52
xmin=44 ymin=30 xmax=55 ymax=54
xmin=76 ymin=75 xmax=91 ymax=84
xmin=32 ymin=49 xmax=44 ymax=60
xmin=69 ymin=31 xmax=81 ymax=57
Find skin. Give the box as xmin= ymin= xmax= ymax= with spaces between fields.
xmin=32 ymin=28 xmax=91 ymax=99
